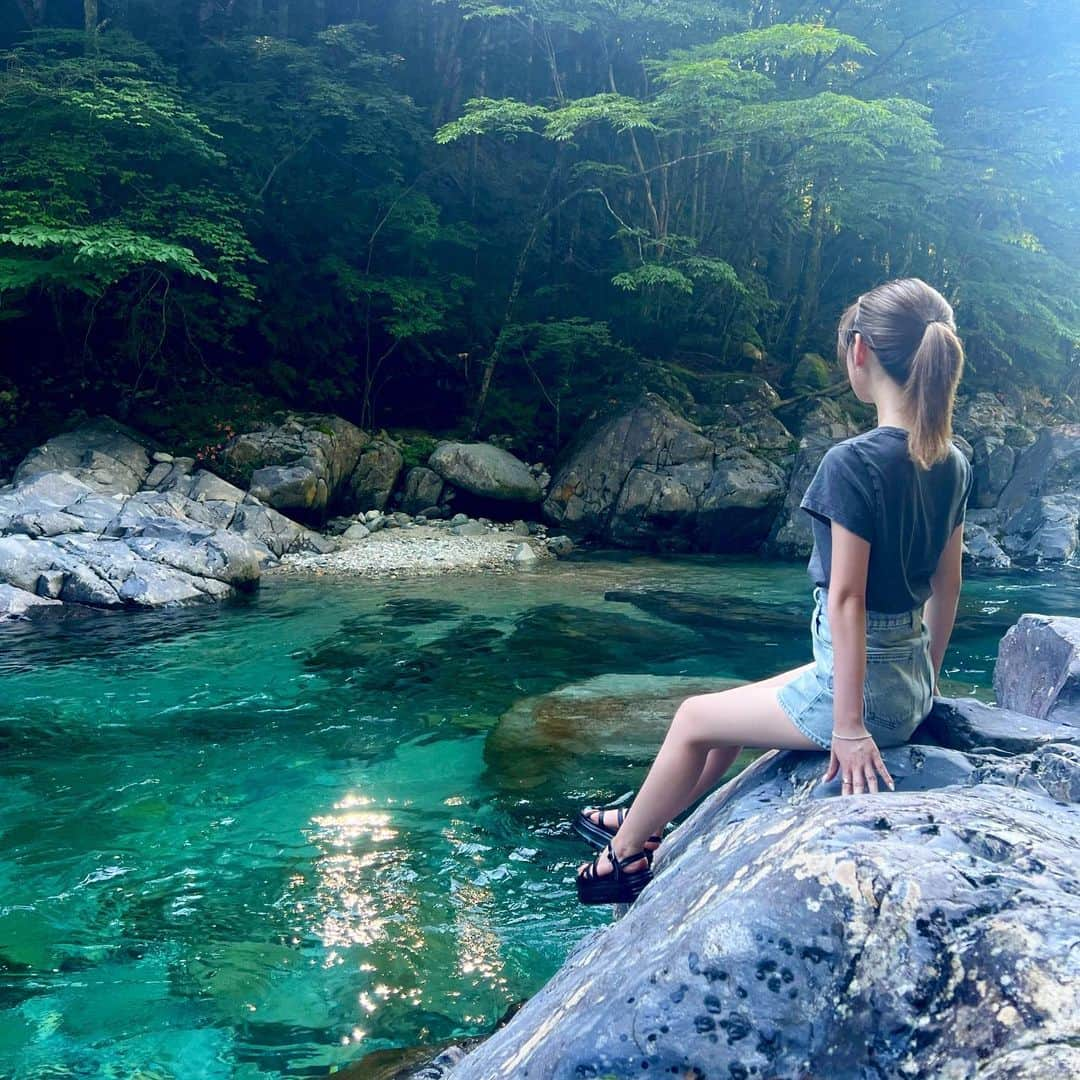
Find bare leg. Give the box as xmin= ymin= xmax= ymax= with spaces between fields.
xmin=580 ymin=666 xmax=820 ymax=877
xmin=581 ymin=663 xmax=814 ymax=834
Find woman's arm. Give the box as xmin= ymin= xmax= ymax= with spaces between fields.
xmin=822 ymin=521 xmax=894 ymax=793
xmin=924 ymin=522 xmax=964 ymax=694
xmin=827 ymin=521 xmax=870 ymax=739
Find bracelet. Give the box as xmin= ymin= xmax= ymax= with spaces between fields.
xmin=831 ymin=732 xmax=874 ymax=741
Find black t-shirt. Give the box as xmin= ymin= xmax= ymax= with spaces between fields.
xmin=802 ymin=426 xmax=974 ymax=613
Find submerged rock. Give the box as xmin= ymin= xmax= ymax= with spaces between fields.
xmin=485 ymin=674 xmax=731 ymax=790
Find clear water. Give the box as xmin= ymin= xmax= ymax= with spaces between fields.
xmin=1 ymin=553 xmax=1076 ymax=1078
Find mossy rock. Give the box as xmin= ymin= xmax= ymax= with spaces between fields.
xmin=792 ymin=352 xmax=833 ymax=390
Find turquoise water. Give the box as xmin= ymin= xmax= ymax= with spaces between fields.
xmin=1 ymin=553 xmax=1077 ymax=1078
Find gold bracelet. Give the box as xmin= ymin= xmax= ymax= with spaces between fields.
xmin=831 ymin=732 xmax=873 ymax=741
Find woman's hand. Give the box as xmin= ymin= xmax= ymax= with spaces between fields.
xmin=823 ymin=734 xmax=895 ymax=795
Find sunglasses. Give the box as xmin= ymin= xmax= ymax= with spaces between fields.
xmin=840 ymin=325 xmax=877 ymax=351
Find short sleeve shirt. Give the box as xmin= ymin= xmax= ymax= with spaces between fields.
xmin=802 ymin=426 xmax=973 ymax=613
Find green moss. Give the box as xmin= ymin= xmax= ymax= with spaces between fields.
xmin=391 ymin=430 xmax=440 ymax=470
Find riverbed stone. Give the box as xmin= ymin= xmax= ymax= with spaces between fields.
xmin=994 ymin=614 xmax=1080 ymax=725
xmin=450 ymin=741 xmax=1080 ymax=1079
xmin=485 ymin=674 xmax=732 ymax=790
xmin=429 ymin=442 xmax=544 ymax=503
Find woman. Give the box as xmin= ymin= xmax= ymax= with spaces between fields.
xmin=576 ymin=278 xmax=974 ymax=905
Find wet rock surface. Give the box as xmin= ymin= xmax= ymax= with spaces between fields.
xmin=449 ymin=671 xmax=1080 ymax=1080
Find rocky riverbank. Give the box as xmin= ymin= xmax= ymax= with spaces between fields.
xmin=394 ymin=613 xmax=1080 ymax=1080
xmin=1 ymin=378 xmax=1077 ymax=618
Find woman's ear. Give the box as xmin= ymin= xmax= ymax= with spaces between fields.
xmin=852 ymin=334 xmax=871 ymax=368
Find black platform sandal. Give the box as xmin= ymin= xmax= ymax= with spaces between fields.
xmin=574 ymin=791 xmax=662 ymax=854
xmin=576 ymin=842 xmax=653 ymax=906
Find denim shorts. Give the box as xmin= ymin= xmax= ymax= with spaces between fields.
xmin=776 ymin=586 xmax=934 ymax=749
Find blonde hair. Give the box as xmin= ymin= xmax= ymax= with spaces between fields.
xmin=837 ymin=278 xmax=965 ymax=470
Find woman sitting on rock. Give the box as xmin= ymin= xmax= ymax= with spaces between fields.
xmin=576 ymin=278 xmax=974 ymax=905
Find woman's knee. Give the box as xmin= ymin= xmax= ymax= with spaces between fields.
xmin=672 ymin=694 xmax=725 ymax=747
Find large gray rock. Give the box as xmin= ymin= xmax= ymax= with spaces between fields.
xmin=996 ymin=424 xmax=1080 ymax=514
xmin=0 ymin=583 xmax=62 ymax=619
xmin=544 ymin=395 xmax=788 ymax=552
xmin=763 ymin=401 xmax=864 ymax=559
xmin=0 ymin=424 xmax=332 ymax=614
xmin=347 ymin=438 xmax=404 ymax=512
xmin=962 ymin=523 xmax=1011 ymax=568
xmin=994 ymin=614 xmax=1080 ymax=725
xmin=1000 ymin=493 xmax=1080 ymax=563
xmin=970 ymin=435 xmax=1017 ymax=508
xmin=430 ymin=442 xmax=544 ymax=503
xmin=451 ymin=742 xmax=1080 ymax=1079
xmin=399 ymin=466 xmax=445 ymax=515
xmin=917 ymin=696 xmax=1080 ymax=753
xmin=218 ymin=414 xmax=368 ymax=517
xmin=13 ymin=417 xmax=150 ymax=495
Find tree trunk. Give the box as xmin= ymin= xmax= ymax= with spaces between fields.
xmin=276 ymin=0 xmax=288 ymax=39
xmin=790 ymin=175 xmax=827 ymax=362
xmin=83 ymin=0 xmax=98 ymax=35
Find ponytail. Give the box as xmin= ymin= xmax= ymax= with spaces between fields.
xmin=904 ymin=320 xmax=965 ymax=469
xmin=839 ymin=278 xmax=966 ymax=470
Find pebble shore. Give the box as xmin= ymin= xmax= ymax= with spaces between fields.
xmin=273 ymin=523 xmax=554 ymax=578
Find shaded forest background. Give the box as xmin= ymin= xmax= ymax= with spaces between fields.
xmin=1 ymin=0 xmax=1078 ymax=465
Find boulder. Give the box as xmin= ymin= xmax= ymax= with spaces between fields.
xmin=996 ymin=424 xmax=1080 ymax=515
xmin=544 ymin=395 xmax=788 ymax=553
xmin=917 ymin=696 xmax=1080 ymax=754
xmin=994 ymin=615 xmax=1080 ymax=725
xmin=217 ymin=414 xmax=368 ymax=517
xmin=0 ymin=424 xmax=334 ymax=613
xmin=962 ymin=523 xmax=1011 ymax=568
xmin=429 ymin=442 xmax=544 ymax=503
xmin=762 ymin=434 xmax=832 ymax=559
xmin=13 ymin=417 xmax=150 ymax=495
xmin=399 ymin=467 xmax=445 ymax=515
xmin=1000 ymin=493 xmax=1080 ymax=563
xmin=970 ymin=435 xmax=1017 ymax=509
xmin=0 ymin=583 xmax=62 ymax=619
xmin=451 ymin=741 xmax=1080 ymax=1079
xmin=348 ymin=438 xmax=404 ymax=512
xmin=547 ymin=535 xmax=574 ymax=557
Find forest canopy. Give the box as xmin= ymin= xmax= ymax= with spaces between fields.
xmin=1 ymin=0 xmax=1077 ymax=458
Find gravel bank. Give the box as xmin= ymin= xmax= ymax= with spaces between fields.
xmin=272 ymin=524 xmax=554 ymax=578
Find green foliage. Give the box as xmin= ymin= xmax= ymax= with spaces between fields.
xmin=0 ymin=225 xmax=215 ymax=295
